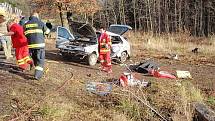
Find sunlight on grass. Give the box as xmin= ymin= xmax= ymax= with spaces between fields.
xmin=128 ymin=32 xmax=215 ymax=55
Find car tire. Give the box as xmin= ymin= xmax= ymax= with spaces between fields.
xmin=87 ymin=53 xmax=97 ymax=66
xmin=61 ymin=52 xmax=70 ymax=59
xmin=120 ymin=51 xmax=127 ymax=63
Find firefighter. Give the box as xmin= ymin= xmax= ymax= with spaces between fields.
xmin=24 ymin=11 xmax=48 ymax=80
xmin=98 ymin=28 xmax=112 ymax=73
xmin=1 ymin=17 xmax=33 ymax=70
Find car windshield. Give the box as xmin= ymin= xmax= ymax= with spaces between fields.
xmin=58 ymin=27 xmax=73 ymax=39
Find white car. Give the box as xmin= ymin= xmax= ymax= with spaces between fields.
xmin=56 ymin=21 xmax=132 ymax=66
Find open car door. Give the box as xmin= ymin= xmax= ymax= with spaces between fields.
xmin=56 ymin=26 xmax=75 ymax=48
xmin=107 ymin=24 xmax=132 ymax=35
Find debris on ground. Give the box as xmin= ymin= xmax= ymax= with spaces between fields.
xmin=86 ymin=82 xmax=112 ymax=96
xmin=128 ymin=60 xmax=176 ymax=79
xmin=150 ymin=69 xmax=176 ymax=79
xmin=129 ymin=60 xmax=159 ymax=75
xmin=165 ymin=53 xmax=179 ymax=60
xmin=176 ymin=70 xmax=192 ymax=79
xmin=119 ymin=72 xmax=150 ymax=87
xmin=192 ymin=47 xmax=199 ymax=54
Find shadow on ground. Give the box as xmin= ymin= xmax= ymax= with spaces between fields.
xmin=0 ymin=61 xmax=34 ymax=80
xmin=45 ymin=50 xmax=100 ymax=71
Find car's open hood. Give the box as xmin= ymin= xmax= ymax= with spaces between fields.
xmin=107 ymin=24 xmax=132 ymax=35
xmin=68 ymin=21 xmax=97 ymax=42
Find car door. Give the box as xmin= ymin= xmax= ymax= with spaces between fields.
xmin=111 ymin=35 xmax=124 ymax=57
xmin=56 ymin=26 xmax=75 ymax=48
xmin=107 ymin=25 xmax=132 ymax=35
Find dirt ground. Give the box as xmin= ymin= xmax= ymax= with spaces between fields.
xmin=0 ymin=39 xmax=214 ymax=120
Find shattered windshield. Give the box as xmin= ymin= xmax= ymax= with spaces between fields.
xmin=58 ymin=27 xmax=73 ymax=40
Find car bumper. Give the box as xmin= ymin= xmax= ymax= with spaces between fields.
xmin=60 ymin=49 xmax=88 ymax=57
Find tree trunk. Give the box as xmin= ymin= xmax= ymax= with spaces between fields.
xmin=194 ymin=2 xmax=198 ymax=36
xmin=165 ymin=0 xmax=169 ymax=33
xmin=174 ymin=0 xmax=177 ymax=32
xmin=178 ymin=0 xmax=182 ymax=31
xmin=158 ymin=0 xmax=161 ymax=35
xmin=111 ymin=0 xmax=117 ymax=24
xmin=200 ymin=0 xmax=203 ymax=36
xmin=147 ymin=0 xmax=153 ymax=33
xmin=91 ymin=13 xmax=94 ymax=26
xmin=133 ymin=0 xmax=137 ymax=32
xmin=58 ymin=3 xmax=64 ymax=27
xmin=122 ymin=0 xmax=126 ymax=24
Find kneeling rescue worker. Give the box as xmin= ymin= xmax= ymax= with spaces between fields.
xmin=24 ymin=11 xmax=48 ymax=80
xmin=98 ymin=28 xmax=112 ymax=73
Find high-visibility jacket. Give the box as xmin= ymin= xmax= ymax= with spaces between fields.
xmin=9 ymin=23 xmax=33 ymax=69
xmin=24 ymin=16 xmax=47 ymax=49
xmin=10 ymin=23 xmax=28 ymax=48
xmin=98 ymin=32 xmax=111 ymax=54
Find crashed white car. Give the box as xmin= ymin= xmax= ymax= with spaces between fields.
xmin=56 ymin=21 xmax=132 ymax=66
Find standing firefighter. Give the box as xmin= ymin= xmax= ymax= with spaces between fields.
xmin=24 ymin=12 xmax=48 ymax=80
xmin=0 ymin=17 xmax=33 ymax=70
xmin=98 ymin=28 xmax=112 ymax=73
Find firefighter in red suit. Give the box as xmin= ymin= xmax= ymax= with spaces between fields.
xmin=1 ymin=18 xmax=33 ymax=70
xmin=98 ymin=29 xmax=112 ymax=73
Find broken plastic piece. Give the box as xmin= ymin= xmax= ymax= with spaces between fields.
xmin=119 ymin=72 xmax=150 ymax=87
xmin=150 ymin=69 xmax=176 ymax=79
xmin=176 ymin=70 xmax=192 ymax=79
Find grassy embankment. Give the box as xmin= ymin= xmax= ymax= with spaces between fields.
xmin=36 ymin=32 xmax=210 ymax=121
xmin=3 ymin=32 xmax=213 ymax=121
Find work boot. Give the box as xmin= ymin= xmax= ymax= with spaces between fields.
xmin=99 ymin=66 xmax=107 ymax=71
xmin=13 ymin=67 xmax=25 ymax=72
xmin=107 ymin=69 xmax=112 ymax=74
xmin=30 ymin=64 xmax=35 ymax=71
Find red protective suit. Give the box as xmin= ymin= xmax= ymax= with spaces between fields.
xmin=98 ymin=31 xmax=112 ymax=73
xmin=10 ymin=23 xmax=33 ymax=70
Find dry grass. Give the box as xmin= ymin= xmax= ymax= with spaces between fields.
xmin=111 ymin=79 xmax=203 ymax=121
xmin=127 ymin=32 xmax=215 ymax=56
xmin=3 ymin=71 xmax=203 ymax=121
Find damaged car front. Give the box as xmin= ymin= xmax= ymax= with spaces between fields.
xmin=56 ymin=21 xmax=99 ymax=66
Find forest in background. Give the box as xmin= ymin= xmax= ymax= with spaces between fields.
xmin=3 ymin=0 xmax=215 ymax=37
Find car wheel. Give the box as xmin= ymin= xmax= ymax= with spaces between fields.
xmin=87 ymin=53 xmax=97 ymax=66
xmin=61 ymin=52 xmax=70 ymax=59
xmin=120 ymin=51 xmax=127 ymax=63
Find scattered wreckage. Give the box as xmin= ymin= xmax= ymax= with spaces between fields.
xmin=56 ymin=21 xmax=132 ymax=66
